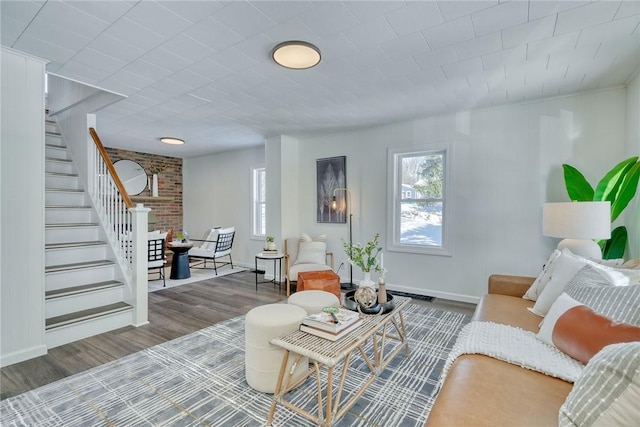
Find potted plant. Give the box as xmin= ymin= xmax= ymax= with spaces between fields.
xmin=265 ymin=236 xmax=276 ymax=251
xmin=343 ymin=233 xmax=382 ymax=287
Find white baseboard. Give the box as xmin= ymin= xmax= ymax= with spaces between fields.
xmin=0 ymin=344 xmax=47 ymax=368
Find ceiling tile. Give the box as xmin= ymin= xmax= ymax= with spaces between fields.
xmin=380 ymin=32 xmax=430 ymax=59
xmin=436 ymin=1 xmax=497 ymax=22
xmin=413 ymin=46 xmax=458 ymax=70
xmin=140 ymin=47 xmax=193 ymax=73
xmin=423 ymin=16 xmax=475 ymax=50
xmin=13 ymin=33 xmax=76 ymax=64
xmin=384 ymin=1 xmax=444 ymax=37
xmin=64 ymin=0 xmax=133 ymax=24
xmin=103 ymin=17 xmax=167 ymax=51
xmin=188 ymin=58 xmax=234 ymax=81
xmin=105 ymin=69 xmax=155 ymax=92
xmin=58 ymin=60 xmax=112 ymax=84
xmin=122 ymin=59 xmax=173 ymax=82
xmin=184 ymin=15 xmax=243 ymax=52
xmin=455 ymin=31 xmax=501 ymax=60
xmin=471 ymin=1 xmax=529 ymax=36
xmin=482 ymin=45 xmax=527 ymax=70
xmin=210 ymin=1 xmax=276 ymax=38
xmin=441 ymin=57 xmax=484 ymax=79
xmin=160 ymin=34 xmax=215 ymax=63
xmin=555 ymin=1 xmax=620 ymax=36
xmin=0 ymin=0 xmax=43 ymax=23
xmin=1 ymin=14 xmax=28 ymax=46
xmin=121 ymin=1 xmax=192 ymax=39
xmin=34 ymin=1 xmax=110 ymax=37
xmin=22 ymin=19 xmax=92 ymax=53
xmin=251 ymin=0 xmax=315 ymax=24
xmin=526 ymin=32 xmax=580 ymax=61
xmin=344 ymin=0 xmax=404 ymax=24
xmin=71 ymin=48 xmax=127 ymax=74
xmin=576 ymin=14 xmax=640 ymax=47
xmin=502 ymin=15 xmax=557 ymax=49
xmin=159 ymin=0 xmax=226 ymax=23
xmin=297 ymin=2 xmax=361 ymax=37
xmin=344 ymin=16 xmax=398 ymax=50
xmin=86 ymin=33 xmax=146 ymax=64
xmin=378 ymin=55 xmax=421 ymax=78
xmin=529 ymin=1 xmax=590 ymax=21
xmin=615 ymin=0 xmax=640 ymax=20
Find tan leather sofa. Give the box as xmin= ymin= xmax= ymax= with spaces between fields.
xmin=425 ymin=275 xmax=574 ymax=427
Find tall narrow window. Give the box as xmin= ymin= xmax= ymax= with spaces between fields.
xmin=388 ymin=144 xmax=451 ymax=255
xmin=252 ymin=167 xmax=266 ymax=237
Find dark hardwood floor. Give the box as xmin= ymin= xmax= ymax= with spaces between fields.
xmin=1 ymin=271 xmax=475 ymax=400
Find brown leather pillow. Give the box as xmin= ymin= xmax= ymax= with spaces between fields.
xmin=552 ymin=305 xmax=640 ymax=364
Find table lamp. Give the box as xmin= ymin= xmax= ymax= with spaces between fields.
xmin=542 ymin=201 xmax=611 ymax=260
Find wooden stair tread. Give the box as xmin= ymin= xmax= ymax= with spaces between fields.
xmin=46 ymin=171 xmax=77 ymax=177
xmin=45 ymin=223 xmax=98 ymax=228
xmin=46 ymin=241 xmax=106 ymax=249
xmin=45 ymin=157 xmax=72 ymax=163
xmin=46 ymin=280 xmax=123 ymax=299
xmin=45 ymin=260 xmax=114 ymax=273
xmin=45 ymin=302 xmax=132 ymax=330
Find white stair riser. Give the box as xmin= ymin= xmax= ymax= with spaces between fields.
xmin=45 ymin=208 xmax=94 ymax=224
xmin=45 ymin=122 xmax=58 ymax=133
xmin=45 ymin=191 xmax=88 ymax=205
xmin=46 ymin=286 xmax=124 ymax=318
xmin=45 ymin=146 xmax=69 ymax=160
xmin=45 ymin=245 xmax=107 ymax=267
xmin=45 ymin=225 xmax=100 ymax=244
xmin=46 ymin=265 xmax=116 ymax=291
xmin=45 ymin=161 xmax=74 ymax=174
xmin=45 ymin=309 xmax=133 ymax=349
xmin=45 ymin=133 xmax=63 ymax=146
xmin=45 ymin=174 xmax=81 ymax=190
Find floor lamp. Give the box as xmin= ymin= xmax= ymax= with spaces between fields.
xmin=333 ymin=188 xmax=355 ymax=290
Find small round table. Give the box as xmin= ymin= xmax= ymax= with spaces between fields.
xmin=255 ymin=252 xmax=284 ymax=291
xmin=168 ymin=242 xmax=193 ymax=280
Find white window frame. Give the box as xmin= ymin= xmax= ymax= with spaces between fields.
xmin=386 ymin=143 xmax=452 ymax=256
xmin=252 ymin=166 xmax=266 ymax=239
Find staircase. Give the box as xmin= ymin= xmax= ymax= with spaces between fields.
xmin=44 ymin=119 xmax=133 ymax=348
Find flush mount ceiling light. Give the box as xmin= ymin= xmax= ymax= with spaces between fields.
xmin=160 ymin=137 xmax=184 ymax=145
xmin=271 ymin=41 xmax=321 ymax=70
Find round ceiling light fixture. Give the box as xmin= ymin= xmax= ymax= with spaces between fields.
xmin=271 ymin=41 xmax=321 ymax=70
xmin=160 ymin=137 xmax=185 ymax=145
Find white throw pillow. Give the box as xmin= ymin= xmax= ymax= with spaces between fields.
xmin=529 ymin=249 xmax=589 ymax=317
xmin=523 ymin=250 xmax=561 ymax=301
xmin=294 ymin=241 xmax=327 ymax=265
xmin=300 ymin=233 xmax=326 ymax=243
xmin=537 ymin=293 xmax=583 ymax=346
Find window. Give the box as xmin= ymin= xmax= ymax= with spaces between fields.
xmin=252 ymin=167 xmax=266 ymax=237
xmin=388 ymin=144 xmax=451 ymax=256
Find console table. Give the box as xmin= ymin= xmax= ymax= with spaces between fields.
xmin=267 ymin=296 xmax=411 ymax=426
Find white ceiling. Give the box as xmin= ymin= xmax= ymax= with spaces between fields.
xmin=2 ymin=1 xmax=639 ymax=158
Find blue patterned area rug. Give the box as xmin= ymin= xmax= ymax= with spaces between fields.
xmin=1 ymin=305 xmax=470 ymax=427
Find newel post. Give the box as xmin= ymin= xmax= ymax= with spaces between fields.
xmin=130 ymin=203 xmax=150 ymax=326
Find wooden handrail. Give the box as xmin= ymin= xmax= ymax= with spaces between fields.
xmin=89 ymin=127 xmax=133 ymax=208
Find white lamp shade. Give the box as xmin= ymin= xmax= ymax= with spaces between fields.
xmin=543 ymin=202 xmax=611 ymax=240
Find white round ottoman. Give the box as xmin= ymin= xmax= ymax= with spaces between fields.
xmin=245 ymin=303 xmax=308 ymax=393
xmin=288 ymin=290 xmax=340 ymax=315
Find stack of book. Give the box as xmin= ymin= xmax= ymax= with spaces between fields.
xmin=300 ymin=308 xmax=362 ymax=341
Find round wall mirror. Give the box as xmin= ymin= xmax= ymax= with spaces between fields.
xmin=113 ymin=160 xmax=147 ymax=196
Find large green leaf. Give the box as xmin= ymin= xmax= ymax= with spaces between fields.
xmin=594 ymin=157 xmax=639 ymax=203
xmin=611 ymin=161 xmax=640 ymax=222
xmin=602 ymin=226 xmax=628 ymax=259
xmin=563 ymin=164 xmax=594 ymax=201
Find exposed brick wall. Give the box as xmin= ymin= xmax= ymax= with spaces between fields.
xmin=105 ymin=148 xmax=182 ymax=233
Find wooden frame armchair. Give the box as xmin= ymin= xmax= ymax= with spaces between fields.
xmin=188 ymin=227 xmax=235 ymax=275
xmin=284 ymin=237 xmax=334 ymax=296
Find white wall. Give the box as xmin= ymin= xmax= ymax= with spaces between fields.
xmin=288 ymin=88 xmax=629 ymax=302
xmin=626 ymin=70 xmax=640 ymax=259
xmin=0 ymin=47 xmax=48 ymax=366
xmin=183 ymin=146 xmax=266 ymax=267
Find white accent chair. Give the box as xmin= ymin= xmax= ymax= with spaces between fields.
xmin=148 ymin=231 xmax=168 ymax=287
xmin=188 ymin=227 xmax=235 ymax=275
xmin=284 ymin=237 xmax=334 ymax=297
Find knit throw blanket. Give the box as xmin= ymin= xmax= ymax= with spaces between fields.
xmin=437 ymin=321 xmax=583 ymax=391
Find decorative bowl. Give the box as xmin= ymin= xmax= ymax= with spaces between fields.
xmin=344 ymin=290 xmax=395 ymax=314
